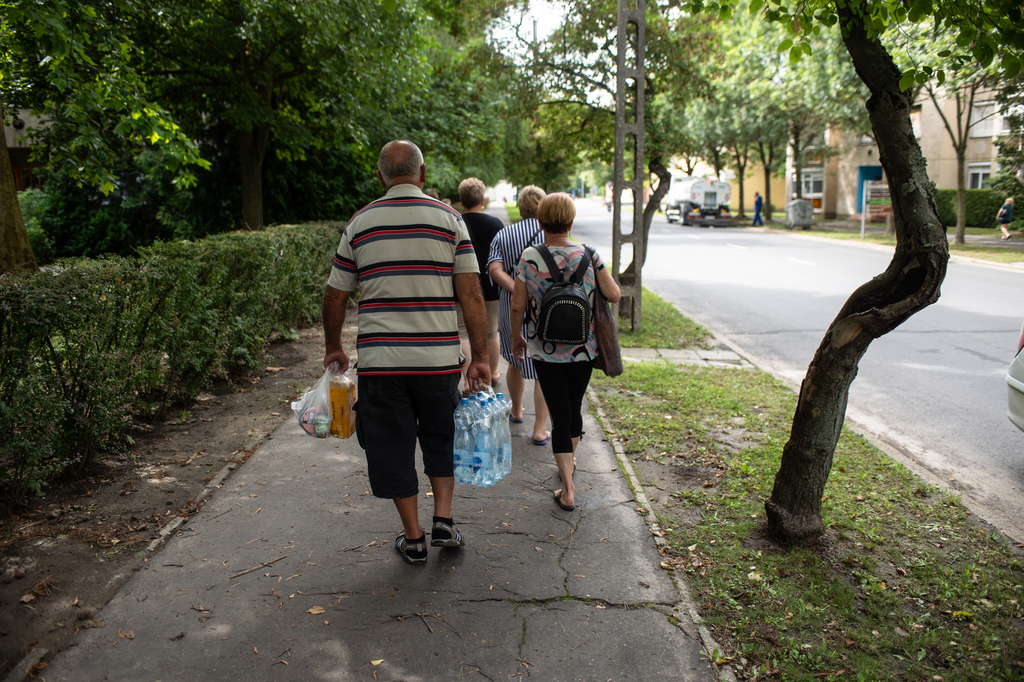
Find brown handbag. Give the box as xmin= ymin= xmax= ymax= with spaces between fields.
xmin=586 ymin=247 xmax=623 ymax=377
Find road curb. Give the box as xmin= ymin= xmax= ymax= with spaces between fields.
xmin=2 ymin=648 xmax=48 ymax=682
xmin=588 ymin=388 xmax=737 ymax=682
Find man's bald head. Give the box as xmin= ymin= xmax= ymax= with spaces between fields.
xmin=377 ymin=140 xmax=425 ymax=189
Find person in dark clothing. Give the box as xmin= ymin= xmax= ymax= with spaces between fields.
xmin=752 ymin=192 xmax=764 ymax=226
xmin=999 ymin=197 xmax=1014 ymax=240
xmin=458 ymin=177 xmax=504 ymax=385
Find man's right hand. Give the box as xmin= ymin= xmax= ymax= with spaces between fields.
xmin=324 ymin=348 xmax=350 ymax=373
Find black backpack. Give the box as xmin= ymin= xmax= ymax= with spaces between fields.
xmin=533 ymin=245 xmax=592 ymax=346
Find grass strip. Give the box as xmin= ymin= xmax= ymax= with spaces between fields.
xmin=591 ymin=300 xmax=1024 ymax=681
xmin=505 ymin=202 xmax=521 ymax=223
xmin=618 ymin=288 xmax=711 ymax=350
xmin=782 ymin=228 xmax=1024 ymax=265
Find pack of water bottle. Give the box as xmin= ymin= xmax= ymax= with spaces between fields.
xmin=453 ymin=388 xmax=513 ymax=487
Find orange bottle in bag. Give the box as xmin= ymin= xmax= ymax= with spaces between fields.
xmin=329 ymin=372 xmax=356 ymax=438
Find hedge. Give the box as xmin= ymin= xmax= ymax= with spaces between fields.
xmin=933 ymin=189 xmax=1020 ymax=228
xmin=0 ymin=223 xmax=342 ymax=511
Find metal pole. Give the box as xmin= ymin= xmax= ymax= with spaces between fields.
xmin=613 ymin=0 xmax=645 ymax=332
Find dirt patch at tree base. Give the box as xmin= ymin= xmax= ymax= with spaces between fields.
xmin=0 ymin=326 xmax=344 ymax=674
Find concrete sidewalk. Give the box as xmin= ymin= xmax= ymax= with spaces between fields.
xmin=43 ymin=375 xmax=715 ymax=681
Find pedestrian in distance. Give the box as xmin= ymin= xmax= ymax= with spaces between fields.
xmin=752 ymin=191 xmax=764 ymax=226
xmin=510 ymin=193 xmax=621 ymax=512
xmin=998 ymin=197 xmax=1014 ymax=240
xmin=322 ymin=140 xmax=491 ymax=566
xmin=456 ymin=177 xmax=503 ymax=389
xmin=488 ymin=186 xmax=552 ymax=445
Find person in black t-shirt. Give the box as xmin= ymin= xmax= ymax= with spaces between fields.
xmin=458 ymin=177 xmax=505 ymax=386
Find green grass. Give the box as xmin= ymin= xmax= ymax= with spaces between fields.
xmin=790 ymin=228 xmax=1024 ymax=265
xmin=591 ymin=328 xmax=1024 ymax=680
xmin=505 ymin=202 xmax=521 ymax=223
xmin=619 ymin=288 xmax=711 ymax=349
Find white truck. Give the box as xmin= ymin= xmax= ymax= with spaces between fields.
xmin=664 ymin=176 xmax=733 ymax=226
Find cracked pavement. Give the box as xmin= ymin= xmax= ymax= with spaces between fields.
xmin=44 ymin=380 xmax=713 ymax=681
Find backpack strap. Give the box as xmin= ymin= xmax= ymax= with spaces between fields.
xmin=534 ymin=244 xmax=591 ymax=285
xmin=533 ymin=244 xmax=565 ymax=284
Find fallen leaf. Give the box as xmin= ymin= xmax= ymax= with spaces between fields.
xmin=895 ymin=627 xmax=908 ymax=637
xmin=371 ymin=659 xmax=384 ymax=665
xmin=686 ymin=544 xmax=697 ymax=552
xmin=19 ymin=594 xmax=35 ymax=604
xmin=307 ymin=606 xmax=326 ymax=615
xmin=747 ymin=572 xmax=762 ymax=582
xmin=844 ymin=638 xmax=855 ymax=647
xmin=872 ymin=630 xmax=880 ymax=638
xmin=254 ymin=646 xmax=259 ymax=654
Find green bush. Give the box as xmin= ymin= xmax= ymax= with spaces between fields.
xmin=0 ymin=223 xmax=341 ymax=511
xmin=933 ymin=188 xmax=1018 ymax=228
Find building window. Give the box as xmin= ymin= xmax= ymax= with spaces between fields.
xmin=801 ymin=170 xmax=824 ymax=196
xmin=971 ymin=102 xmax=997 ymax=138
xmin=968 ymin=163 xmax=991 ymax=189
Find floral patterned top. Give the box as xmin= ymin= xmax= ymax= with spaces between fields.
xmin=515 ymin=243 xmax=607 ymax=363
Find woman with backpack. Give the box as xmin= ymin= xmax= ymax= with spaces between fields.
xmin=998 ymin=197 xmax=1014 ymax=240
xmin=510 ymin=193 xmax=621 ymax=512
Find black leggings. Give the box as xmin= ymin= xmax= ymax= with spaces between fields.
xmin=533 ymin=360 xmax=594 ymax=453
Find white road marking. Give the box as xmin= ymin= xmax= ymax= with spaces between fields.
xmin=728 ymin=244 xmax=746 ymax=250
xmin=786 ymin=257 xmax=817 ymax=266
xmin=687 ymin=235 xmax=702 ymax=240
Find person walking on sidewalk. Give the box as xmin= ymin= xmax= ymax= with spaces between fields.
xmin=752 ymin=192 xmax=764 ymax=226
xmin=456 ymin=177 xmax=503 ymax=389
xmin=488 ymin=186 xmax=552 ymax=445
xmin=322 ymin=140 xmax=491 ymax=566
xmin=510 ymin=193 xmax=621 ymax=512
xmin=998 ymin=197 xmax=1014 ymax=240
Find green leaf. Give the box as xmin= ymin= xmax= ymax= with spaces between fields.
xmin=1003 ymin=53 xmax=1023 ymax=80
xmin=789 ymin=46 xmax=802 ymax=64
xmin=915 ymin=71 xmax=928 ymax=84
xmin=777 ymin=39 xmax=793 ymax=52
xmin=973 ymin=41 xmax=995 ymax=67
xmin=801 ymin=42 xmax=812 ymax=56
xmin=718 ymin=4 xmax=732 ymax=20
xmin=749 ymin=0 xmax=764 ymax=14
xmin=938 ymin=49 xmax=951 ymax=58
xmin=100 ymin=181 xmax=115 ymax=195
xmin=382 ymin=0 xmax=397 ymax=13
xmin=936 ymin=70 xmax=946 ymax=85
xmin=899 ymin=69 xmax=917 ymax=92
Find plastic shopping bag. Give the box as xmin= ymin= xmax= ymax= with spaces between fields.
xmin=292 ymin=366 xmax=337 ymax=438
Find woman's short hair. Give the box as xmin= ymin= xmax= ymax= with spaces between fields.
xmin=517 ymin=186 xmax=546 ymax=219
xmin=537 ymin=193 xmax=576 ymax=234
xmin=458 ymin=178 xmax=486 ymax=209
xmin=1007 ymin=197 xmax=1015 ymax=205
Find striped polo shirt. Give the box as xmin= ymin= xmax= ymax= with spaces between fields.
xmin=327 ymin=184 xmax=479 ymax=376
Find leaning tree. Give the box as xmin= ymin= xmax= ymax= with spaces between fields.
xmin=682 ymin=0 xmax=1023 ymax=543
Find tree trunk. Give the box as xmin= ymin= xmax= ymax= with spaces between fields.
xmin=764 ymin=6 xmax=948 ymax=545
xmin=626 ymin=158 xmax=671 ymax=272
xmin=792 ymin=125 xmax=803 ymax=200
xmin=0 ymin=99 xmax=38 ymax=273
xmin=733 ymin=150 xmax=747 ymax=218
xmin=953 ymin=146 xmax=967 ymax=245
xmin=759 ymin=140 xmax=776 ymax=222
xmin=239 ymin=125 xmax=270 ymax=230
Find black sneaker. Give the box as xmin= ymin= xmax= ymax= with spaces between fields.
xmin=430 ymin=520 xmax=465 ymax=548
xmin=395 ymin=532 xmax=428 ymax=565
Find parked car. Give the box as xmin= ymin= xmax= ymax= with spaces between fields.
xmin=1007 ymin=321 xmax=1024 ymax=432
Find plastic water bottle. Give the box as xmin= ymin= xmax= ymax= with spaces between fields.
xmin=496 ymin=392 xmax=512 ymax=477
xmin=472 ymin=397 xmax=495 ymax=486
xmin=486 ymin=397 xmax=503 ymax=482
xmin=453 ymin=398 xmax=474 ymax=484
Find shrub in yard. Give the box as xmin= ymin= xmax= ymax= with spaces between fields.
xmin=933 ymin=189 xmax=1018 ymax=228
xmin=0 ymin=223 xmax=341 ymax=512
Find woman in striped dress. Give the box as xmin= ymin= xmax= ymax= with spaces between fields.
xmin=487 ymin=186 xmax=551 ymax=445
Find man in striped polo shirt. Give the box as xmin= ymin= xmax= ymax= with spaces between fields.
xmin=322 ymin=140 xmax=490 ymax=566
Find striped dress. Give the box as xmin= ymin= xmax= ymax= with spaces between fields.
xmin=327 ymin=184 xmax=479 ymax=376
xmin=487 ymin=218 xmax=544 ymax=379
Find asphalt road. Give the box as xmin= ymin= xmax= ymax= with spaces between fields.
xmin=571 ymin=198 xmax=1024 ymax=542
